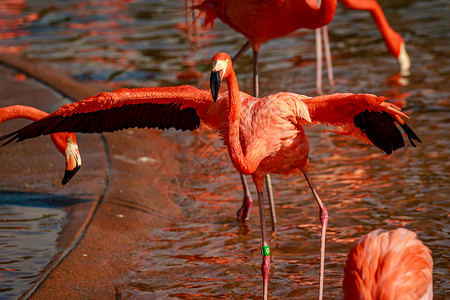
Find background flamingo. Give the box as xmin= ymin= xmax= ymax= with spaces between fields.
xmin=193 ymin=0 xmax=410 ymax=93
xmin=0 ymin=53 xmax=421 ymax=299
xmin=193 ymin=0 xmax=337 ymax=97
xmin=344 ymin=228 xmax=433 ymax=300
xmin=0 ymin=105 xmax=81 ymax=184
xmin=338 ymin=0 xmax=411 ymax=76
xmin=315 ymin=0 xmax=411 ymax=92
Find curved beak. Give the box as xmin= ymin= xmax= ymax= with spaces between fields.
xmin=398 ymin=42 xmax=411 ymax=77
xmin=62 ymin=139 xmax=81 ymax=185
xmin=62 ymin=165 xmax=81 ymax=185
xmin=210 ymin=70 xmax=221 ymax=102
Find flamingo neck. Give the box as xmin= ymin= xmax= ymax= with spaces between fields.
xmin=50 ymin=133 xmax=70 ymax=157
xmin=367 ymin=3 xmax=404 ymax=58
xmin=224 ymin=68 xmax=258 ymax=175
xmin=0 ymin=105 xmax=47 ymax=123
xmin=0 ymin=105 xmax=69 ymax=157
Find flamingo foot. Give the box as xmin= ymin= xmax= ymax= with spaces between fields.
xmin=261 ymin=254 xmax=270 ymax=300
xmin=236 ymin=195 xmax=252 ymax=221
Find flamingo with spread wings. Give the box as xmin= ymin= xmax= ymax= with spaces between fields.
xmin=0 ymin=53 xmax=420 ymax=299
xmin=0 ymin=105 xmax=81 ymax=184
xmin=193 ymin=0 xmax=410 ymax=226
xmin=193 ymin=0 xmax=337 ymax=228
xmin=344 ymin=228 xmax=433 ymax=300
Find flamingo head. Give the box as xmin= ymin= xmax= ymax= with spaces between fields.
xmin=210 ymin=52 xmax=232 ymax=102
xmin=51 ymin=132 xmax=81 ymax=185
xmin=384 ymin=30 xmax=411 ymax=76
xmin=63 ymin=135 xmax=81 ymax=185
xmin=397 ymin=42 xmax=411 ymax=76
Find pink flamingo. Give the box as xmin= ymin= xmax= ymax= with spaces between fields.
xmin=338 ymin=0 xmax=411 ymax=76
xmin=0 ymin=105 xmax=81 ymax=184
xmin=344 ymin=228 xmax=433 ymax=300
xmin=316 ymin=0 xmax=412 ymax=92
xmin=0 ymin=53 xmax=421 ymax=299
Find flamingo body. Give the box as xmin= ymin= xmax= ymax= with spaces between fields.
xmin=194 ymin=0 xmax=337 ymax=52
xmin=344 ymin=228 xmax=433 ymax=300
xmin=0 ymin=105 xmax=81 ymax=184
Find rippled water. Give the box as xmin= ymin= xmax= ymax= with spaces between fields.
xmin=0 ymin=194 xmax=65 ymax=299
xmin=0 ymin=0 xmax=448 ymax=298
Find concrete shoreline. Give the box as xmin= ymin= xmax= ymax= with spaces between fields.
xmin=0 ymin=53 xmax=187 ymax=298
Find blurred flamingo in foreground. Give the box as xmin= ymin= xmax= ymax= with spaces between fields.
xmin=344 ymin=228 xmax=433 ymax=300
xmin=0 ymin=53 xmax=421 ymax=299
xmin=0 ymin=105 xmax=81 ymax=184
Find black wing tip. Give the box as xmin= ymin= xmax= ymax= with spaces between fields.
xmin=399 ymin=122 xmax=422 ymax=148
xmin=62 ymin=165 xmax=81 ymax=185
xmin=354 ymin=110 xmax=421 ymax=155
xmin=0 ymin=132 xmax=20 ymax=147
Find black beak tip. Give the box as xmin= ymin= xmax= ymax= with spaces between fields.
xmin=210 ymin=71 xmax=221 ymax=102
xmin=62 ymin=165 xmax=81 ymax=185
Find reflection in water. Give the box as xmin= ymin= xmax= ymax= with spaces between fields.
xmin=0 ymin=0 xmax=448 ymax=298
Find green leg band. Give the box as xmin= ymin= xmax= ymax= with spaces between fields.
xmin=261 ymin=245 xmax=270 ymax=256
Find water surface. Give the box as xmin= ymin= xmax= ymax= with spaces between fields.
xmin=0 ymin=0 xmax=448 ymax=298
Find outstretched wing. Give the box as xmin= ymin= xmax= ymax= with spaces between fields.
xmin=303 ymin=93 xmax=421 ymax=154
xmin=0 ymin=85 xmax=214 ymax=145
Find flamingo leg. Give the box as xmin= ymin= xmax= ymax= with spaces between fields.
xmin=315 ymin=28 xmax=324 ymax=95
xmin=321 ymin=25 xmax=335 ymax=90
xmin=302 ymin=170 xmax=327 ymax=300
xmin=236 ymin=173 xmax=253 ymax=221
xmin=185 ymin=0 xmax=192 ymax=37
xmin=254 ymin=185 xmax=270 ymax=300
xmin=185 ymin=0 xmax=199 ymax=40
xmin=265 ymin=174 xmax=277 ymax=232
xmin=252 ymin=49 xmax=260 ymax=98
xmin=232 ymin=41 xmax=251 ymax=63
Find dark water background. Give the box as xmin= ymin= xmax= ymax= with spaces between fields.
xmin=0 ymin=0 xmax=448 ymax=298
